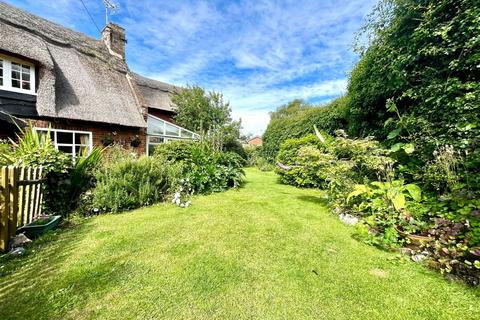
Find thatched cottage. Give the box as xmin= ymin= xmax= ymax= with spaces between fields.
xmin=0 ymin=2 xmax=197 ymax=156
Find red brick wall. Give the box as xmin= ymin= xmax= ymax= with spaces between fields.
xmin=29 ymin=118 xmax=147 ymax=155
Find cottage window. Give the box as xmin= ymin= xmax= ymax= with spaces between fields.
xmin=146 ymin=115 xmax=199 ymax=155
xmin=35 ymin=128 xmax=92 ymax=161
xmin=0 ymin=54 xmax=36 ymax=95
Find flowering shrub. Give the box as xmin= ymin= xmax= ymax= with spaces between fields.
xmin=172 ymin=178 xmax=194 ymax=208
xmin=154 ymin=140 xmax=245 ymax=194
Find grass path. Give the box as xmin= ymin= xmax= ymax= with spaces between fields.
xmin=0 ymin=168 xmax=479 ymax=319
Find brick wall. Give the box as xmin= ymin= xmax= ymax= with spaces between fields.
xmin=29 ymin=118 xmax=147 ymax=155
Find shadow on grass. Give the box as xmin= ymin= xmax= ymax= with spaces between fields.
xmin=0 ymin=219 xmax=95 ymax=319
xmin=296 ymin=195 xmax=328 ymax=206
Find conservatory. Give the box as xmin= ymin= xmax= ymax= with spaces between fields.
xmin=147 ymin=114 xmax=200 ymax=155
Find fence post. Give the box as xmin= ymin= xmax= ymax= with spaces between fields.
xmin=9 ymin=167 xmax=19 ymax=235
xmin=0 ymin=167 xmax=10 ymax=252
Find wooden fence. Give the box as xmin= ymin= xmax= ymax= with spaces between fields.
xmin=0 ymin=166 xmax=44 ymax=252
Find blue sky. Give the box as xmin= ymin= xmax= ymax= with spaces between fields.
xmin=5 ymin=0 xmax=377 ymax=134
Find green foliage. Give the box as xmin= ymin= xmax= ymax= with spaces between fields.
xmin=68 ymin=148 xmax=103 ymax=209
xmin=348 ymin=0 xmax=480 ymax=176
xmin=4 ymin=125 xmax=71 ymax=174
xmin=171 ymin=85 xmax=242 ymax=153
xmin=265 ymin=0 xmax=480 ymax=285
xmin=172 ymin=85 xmax=232 ymax=133
xmin=276 ymin=133 xmax=393 ymax=189
xmin=244 ymin=145 xmax=274 ymax=171
xmin=262 ymin=97 xmax=349 ymax=161
xmin=2 ymin=126 xmax=73 ymax=216
xmin=92 ymin=156 xmax=178 ymax=213
xmin=154 ymin=140 xmax=245 ymax=194
xmin=276 ymin=135 xmax=333 ymax=188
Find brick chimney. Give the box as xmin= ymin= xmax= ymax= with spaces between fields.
xmin=101 ymin=23 xmax=126 ymax=60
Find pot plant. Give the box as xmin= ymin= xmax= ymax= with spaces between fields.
xmin=130 ymin=135 xmax=141 ymax=148
xmin=101 ymin=132 xmax=116 ymax=146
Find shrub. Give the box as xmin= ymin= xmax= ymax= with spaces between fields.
xmin=1 ymin=126 xmax=73 ymax=216
xmin=276 ymin=133 xmax=393 ymax=189
xmin=93 ymin=156 xmax=179 ymax=213
xmin=154 ymin=140 xmax=245 ymax=194
xmin=244 ymin=145 xmax=274 ymax=171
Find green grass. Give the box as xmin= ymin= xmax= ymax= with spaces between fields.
xmin=1 ymin=168 xmax=479 ymax=319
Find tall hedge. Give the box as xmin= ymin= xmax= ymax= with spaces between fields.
xmin=262 ymin=97 xmax=349 ymax=161
xmin=348 ymin=0 xmax=480 ymax=158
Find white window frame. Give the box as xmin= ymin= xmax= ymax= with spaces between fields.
xmin=147 ymin=114 xmax=199 ymax=139
xmin=35 ymin=128 xmax=93 ymax=161
xmin=146 ymin=114 xmax=200 ymax=155
xmin=0 ymin=53 xmax=36 ymax=95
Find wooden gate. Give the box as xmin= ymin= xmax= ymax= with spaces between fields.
xmin=0 ymin=166 xmax=44 ymax=252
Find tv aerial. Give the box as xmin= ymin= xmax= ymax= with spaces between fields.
xmin=103 ymin=0 xmax=118 ymax=25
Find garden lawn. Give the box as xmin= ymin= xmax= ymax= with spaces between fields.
xmin=1 ymin=169 xmax=479 ymax=319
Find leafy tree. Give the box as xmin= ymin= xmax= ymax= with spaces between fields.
xmin=171 ymin=85 xmax=243 ymax=156
xmin=348 ymin=0 xmax=480 ymax=162
xmin=269 ymin=99 xmax=311 ymax=120
xmin=262 ymin=97 xmax=349 ymax=161
xmin=172 ymin=85 xmax=232 ymax=133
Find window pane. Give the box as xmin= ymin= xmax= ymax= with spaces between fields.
xmin=75 ymin=146 xmax=88 ymax=156
xmin=11 ymin=79 xmax=20 ymax=88
xmin=147 ymin=116 xmax=164 ymax=135
xmin=57 ymin=131 xmax=73 ymax=144
xmin=148 ymin=136 xmax=164 ymax=144
xmin=11 ymin=63 xmax=20 ymax=71
xmin=11 ymin=70 xmax=20 ymax=80
xmin=75 ymin=133 xmax=90 ymax=145
xmin=22 ymin=65 xmax=30 ymax=73
xmin=165 ymin=123 xmax=180 ymax=136
xmin=22 ymin=81 xmax=30 ymax=90
xmin=58 ymin=145 xmax=73 ymax=154
xmin=22 ymin=72 xmax=30 ymax=82
xmin=181 ymin=130 xmax=193 ymax=138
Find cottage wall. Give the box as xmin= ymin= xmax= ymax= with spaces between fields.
xmin=29 ymin=118 xmax=147 ymax=155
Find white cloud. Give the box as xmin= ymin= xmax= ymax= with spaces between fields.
xmin=5 ymin=0 xmax=377 ymax=135
xmin=124 ymin=0 xmax=376 ymax=134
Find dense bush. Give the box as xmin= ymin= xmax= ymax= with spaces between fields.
xmin=244 ymin=145 xmax=274 ymax=171
xmin=275 ymin=129 xmax=479 ymax=284
xmin=92 ymin=156 xmax=179 ymax=213
xmin=348 ymin=0 xmax=480 ymax=180
xmin=276 ymin=134 xmax=332 ymax=188
xmin=154 ymin=140 xmax=245 ymax=194
xmin=262 ymin=97 xmax=349 ymax=161
xmin=276 ymin=133 xmax=392 ymax=189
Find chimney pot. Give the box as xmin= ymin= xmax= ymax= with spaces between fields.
xmin=102 ymin=23 xmax=126 ymax=60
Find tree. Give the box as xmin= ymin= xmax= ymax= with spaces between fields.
xmin=171 ymin=85 xmax=243 ymax=155
xmin=348 ymin=0 xmax=480 ymax=158
xmin=172 ymin=85 xmax=232 ymax=133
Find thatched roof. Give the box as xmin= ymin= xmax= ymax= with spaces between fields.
xmin=0 ymin=2 xmax=146 ymax=128
xmin=133 ymin=73 xmax=178 ymax=112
